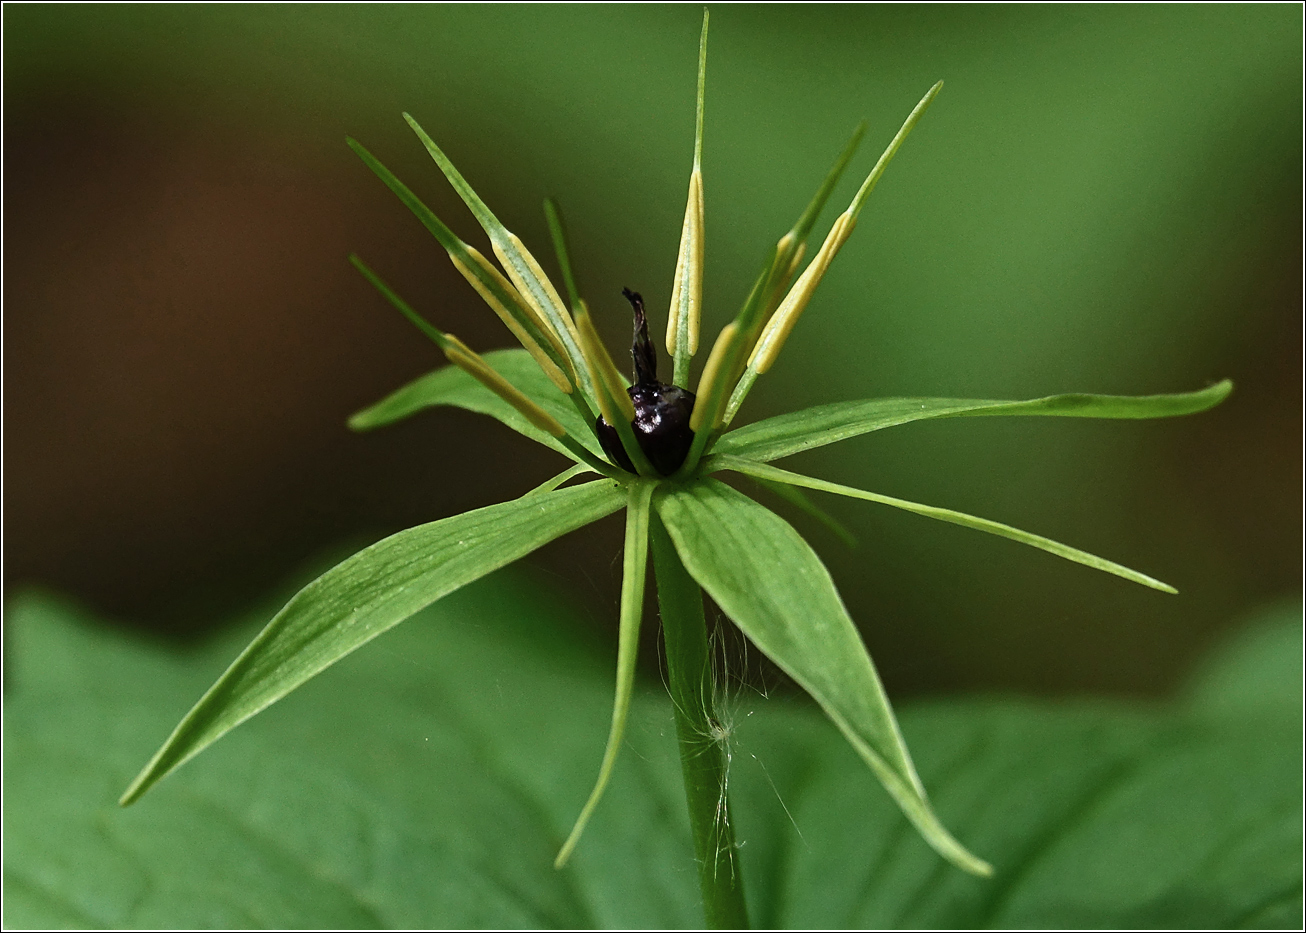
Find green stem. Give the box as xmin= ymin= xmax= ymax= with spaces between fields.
xmin=650 ymin=514 xmax=750 ymax=930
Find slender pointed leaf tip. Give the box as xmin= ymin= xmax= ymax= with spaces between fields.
xmin=543 ymin=198 xmax=583 ymax=313
xmin=731 ymin=81 xmax=940 ymax=415
xmin=401 ymin=113 xmax=596 ymax=404
xmin=850 ymin=80 xmax=943 ymax=221
xmin=720 ymin=119 xmax=868 ymax=425
xmin=347 ymin=139 xmax=575 ymax=395
xmin=668 ymin=9 xmax=710 ymax=384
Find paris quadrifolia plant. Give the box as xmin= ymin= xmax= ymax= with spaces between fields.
xmin=122 ymin=12 xmax=1231 ymax=927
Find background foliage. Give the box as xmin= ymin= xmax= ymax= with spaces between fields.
xmin=4 ymin=576 xmax=1300 ymax=927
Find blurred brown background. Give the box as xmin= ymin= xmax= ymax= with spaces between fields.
xmin=4 ymin=6 xmax=1300 ymax=698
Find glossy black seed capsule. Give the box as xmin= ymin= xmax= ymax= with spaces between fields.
xmin=596 ymin=289 xmax=696 ymax=476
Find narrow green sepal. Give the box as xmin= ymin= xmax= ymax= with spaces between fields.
xmin=713 ymin=455 xmax=1178 ymax=593
xmin=744 ymin=472 xmax=858 ymax=548
xmin=791 ymin=120 xmax=866 ymax=246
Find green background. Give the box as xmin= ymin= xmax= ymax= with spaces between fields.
xmin=5 ymin=5 xmax=1299 ymax=694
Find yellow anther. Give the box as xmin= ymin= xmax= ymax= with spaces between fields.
xmin=689 ymin=321 xmax=741 ymax=432
xmin=667 ymin=167 xmax=705 ymax=357
xmin=775 ymin=229 xmax=799 ymax=259
xmin=449 ymin=247 xmax=573 ymax=394
xmin=443 ymin=335 xmax=567 ymax=437
xmin=574 ymin=304 xmax=637 ymax=425
xmin=750 ymin=211 xmax=857 ymax=374
xmin=493 ymin=232 xmax=586 ymax=355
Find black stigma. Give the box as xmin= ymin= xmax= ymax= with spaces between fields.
xmin=595 ymin=288 xmax=697 ymax=476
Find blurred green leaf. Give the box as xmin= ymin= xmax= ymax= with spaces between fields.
xmin=714 ymin=380 xmax=1232 ymax=463
xmin=1185 ymin=599 xmax=1303 ymax=727
xmin=120 ymin=479 xmax=623 ymax=807
xmin=3 ymin=581 xmax=1300 ymax=928
xmin=349 ymin=348 xmax=600 ymax=459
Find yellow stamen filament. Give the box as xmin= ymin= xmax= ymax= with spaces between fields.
xmin=449 ymin=247 xmax=573 ymax=394
xmin=667 ymin=167 xmax=705 ymax=356
xmin=749 ymin=211 xmax=857 ymax=374
xmin=443 ymin=335 xmax=567 ymax=437
xmin=689 ymin=321 xmax=740 ymax=432
xmin=574 ymin=304 xmax=637 ymax=425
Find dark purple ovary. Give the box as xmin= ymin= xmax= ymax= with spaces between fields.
xmin=595 ymin=289 xmax=696 ymax=476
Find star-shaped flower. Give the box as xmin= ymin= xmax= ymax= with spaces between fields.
xmin=122 ymin=12 xmax=1229 ymax=923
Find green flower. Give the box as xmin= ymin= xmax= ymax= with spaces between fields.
xmin=121 ymin=11 xmax=1230 ymax=920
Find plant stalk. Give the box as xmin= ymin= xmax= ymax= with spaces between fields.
xmin=650 ymin=515 xmax=749 ymax=930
